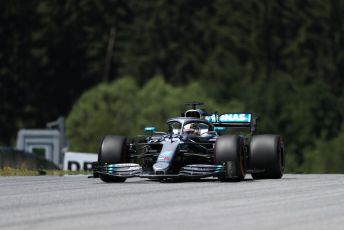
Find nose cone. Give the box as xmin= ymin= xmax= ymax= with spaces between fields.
xmin=153 ymin=162 xmax=169 ymax=174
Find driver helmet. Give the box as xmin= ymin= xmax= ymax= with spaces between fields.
xmin=183 ymin=123 xmax=200 ymax=135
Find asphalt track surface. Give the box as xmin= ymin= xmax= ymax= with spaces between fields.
xmin=0 ymin=174 xmax=344 ymax=230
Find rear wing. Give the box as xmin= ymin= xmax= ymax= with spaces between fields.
xmin=204 ymin=113 xmax=257 ymax=133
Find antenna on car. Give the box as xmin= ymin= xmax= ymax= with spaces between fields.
xmin=185 ymin=101 xmax=203 ymax=109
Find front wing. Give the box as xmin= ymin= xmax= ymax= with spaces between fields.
xmin=91 ymin=163 xmax=226 ymax=179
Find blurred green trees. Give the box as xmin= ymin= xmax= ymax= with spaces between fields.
xmin=1 ymin=0 xmax=344 ymax=172
xmin=66 ymin=76 xmax=243 ymax=152
xmin=303 ymin=125 xmax=344 ymax=173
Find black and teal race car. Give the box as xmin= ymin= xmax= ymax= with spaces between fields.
xmin=91 ymin=102 xmax=284 ymax=182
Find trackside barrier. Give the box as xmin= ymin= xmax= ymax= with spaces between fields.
xmin=63 ymin=152 xmax=97 ymax=171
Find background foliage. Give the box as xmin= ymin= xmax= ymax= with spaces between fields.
xmin=1 ymin=0 xmax=344 ymax=172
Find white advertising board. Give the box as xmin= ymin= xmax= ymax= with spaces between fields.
xmin=63 ymin=152 xmax=97 ymax=171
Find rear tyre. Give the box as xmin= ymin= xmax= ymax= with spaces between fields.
xmin=250 ymin=135 xmax=284 ymax=179
xmin=215 ymin=135 xmax=245 ymax=182
xmin=98 ymin=135 xmax=128 ymax=183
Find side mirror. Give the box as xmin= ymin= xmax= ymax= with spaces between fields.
xmin=144 ymin=127 xmax=156 ymax=133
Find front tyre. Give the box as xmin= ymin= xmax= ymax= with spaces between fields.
xmin=98 ymin=135 xmax=128 ymax=183
xmin=98 ymin=174 xmax=126 ymax=183
xmin=215 ymin=135 xmax=245 ymax=182
xmin=250 ymin=135 xmax=284 ymax=179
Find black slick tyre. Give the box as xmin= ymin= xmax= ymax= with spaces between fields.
xmin=98 ymin=174 xmax=126 ymax=183
xmin=98 ymin=135 xmax=128 ymax=183
xmin=250 ymin=135 xmax=284 ymax=179
xmin=215 ymin=135 xmax=245 ymax=182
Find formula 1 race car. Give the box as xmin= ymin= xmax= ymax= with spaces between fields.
xmin=91 ymin=102 xmax=284 ymax=182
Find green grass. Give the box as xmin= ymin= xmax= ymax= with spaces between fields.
xmin=0 ymin=167 xmax=91 ymax=176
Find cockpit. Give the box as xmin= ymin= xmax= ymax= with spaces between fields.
xmin=166 ymin=119 xmax=214 ymax=137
